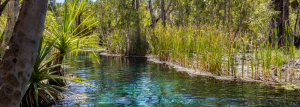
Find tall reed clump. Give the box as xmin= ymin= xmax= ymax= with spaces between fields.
xmin=148 ymin=25 xmax=298 ymax=83
xmin=148 ymin=25 xmax=227 ymax=75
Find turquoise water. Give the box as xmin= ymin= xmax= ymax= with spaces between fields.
xmin=57 ymin=54 xmax=300 ymax=106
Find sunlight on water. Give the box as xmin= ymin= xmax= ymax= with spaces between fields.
xmin=54 ymin=54 xmax=300 ymax=106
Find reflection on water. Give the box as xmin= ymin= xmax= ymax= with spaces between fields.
xmin=55 ymin=53 xmax=300 ymax=106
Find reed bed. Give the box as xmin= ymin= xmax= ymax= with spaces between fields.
xmin=147 ymin=25 xmax=300 ymax=84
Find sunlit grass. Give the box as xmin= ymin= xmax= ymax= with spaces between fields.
xmin=146 ymin=25 xmax=297 ymax=83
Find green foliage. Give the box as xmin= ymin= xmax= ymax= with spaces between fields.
xmin=23 ymin=35 xmax=93 ymax=107
xmin=46 ymin=0 xmax=100 ymax=56
xmin=147 ymin=24 xmax=298 ymax=83
xmin=148 ymin=26 xmax=225 ymax=73
xmin=18 ymin=1 xmax=300 ymax=105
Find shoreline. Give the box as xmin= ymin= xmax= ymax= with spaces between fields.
xmin=99 ymin=52 xmax=300 ymax=90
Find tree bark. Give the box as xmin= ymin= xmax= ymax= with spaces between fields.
xmin=296 ymin=0 xmax=300 ymax=35
xmin=270 ymin=0 xmax=289 ymax=45
xmin=75 ymin=13 xmax=82 ymax=36
xmin=1 ymin=0 xmax=19 ymax=50
xmin=178 ymin=1 xmax=184 ymax=27
xmin=0 ymin=0 xmax=48 ymax=106
xmin=270 ymin=0 xmax=283 ymax=44
xmin=149 ymin=0 xmax=156 ymax=27
xmin=227 ymin=0 xmax=230 ymax=33
xmin=161 ymin=0 xmax=166 ymax=27
xmin=294 ymin=6 xmax=299 ymax=35
xmin=149 ymin=0 xmax=173 ymax=27
xmin=136 ymin=0 xmax=139 ymax=10
xmin=234 ymin=2 xmax=245 ymax=38
xmin=0 ymin=0 xmax=10 ymax=16
xmin=135 ymin=0 xmax=141 ymax=55
xmin=166 ymin=0 xmax=174 ymax=26
xmin=283 ymin=0 xmax=289 ymax=35
xmin=223 ymin=0 xmax=226 ymax=30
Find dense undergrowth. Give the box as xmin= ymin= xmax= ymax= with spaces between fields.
xmin=1 ymin=0 xmax=300 ymax=106
xmin=19 ymin=0 xmax=100 ymax=106
xmin=149 ymin=26 xmax=300 ymax=84
xmin=108 ymin=24 xmax=300 ymax=86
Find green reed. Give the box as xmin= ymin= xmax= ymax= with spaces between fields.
xmin=141 ymin=24 xmax=299 ymax=83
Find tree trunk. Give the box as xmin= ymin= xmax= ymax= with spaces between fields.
xmin=223 ymin=0 xmax=226 ymax=30
xmin=270 ymin=0 xmax=283 ymax=44
xmin=294 ymin=7 xmax=299 ymax=35
xmin=283 ymin=0 xmax=289 ymax=36
xmin=0 ymin=0 xmax=10 ymax=16
xmin=166 ymin=0 xmax=174 ymax=26
xmin=1 ymin=0 xmax=19 ymax=50
xmin=0 ymin=0 xmax=48 ymax=106
xmin=149 ymin=0 xmax=156 ymax=27
xmin=75 ymin=13 xmax=82 ymax=36
xmin=178 ymin=1 xmax=184 ymax=27
xmin=270 ymin=0 xmax=289 ymax=46
xmin=149 ymin=0 xmax=173 ymax=27
xmin=227 ymin=0 xmax=230 ymax=33
xmin=234 ymin=2 xmax=245 ymax=38
xmin=135 ymin=0 xmax=141 ymax=55
xmin=161 ymin=0 xmax=166 ymax=27
xmin=136 ymin=0 xmax=139 ymax=10
xmin=296 ymin=0 xmax=300 ymax=37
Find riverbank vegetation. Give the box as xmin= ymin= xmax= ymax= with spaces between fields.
xmin=1 ymin=0 xmax=300 ymax=106
xmin=0 ymin=0 xmax=99 ymax=106
xmin=96 ymin=0 xmax=300 ymax=86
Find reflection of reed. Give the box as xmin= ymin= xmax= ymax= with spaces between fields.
xmin=62 ymin=55 xmax=300 ymax=106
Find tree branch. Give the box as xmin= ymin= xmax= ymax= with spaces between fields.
xmin=0 ymin=0 xmax=10 ymax=16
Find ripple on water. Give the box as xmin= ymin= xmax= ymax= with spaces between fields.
xmin=56 ymin=55 xmax=300 ymax=106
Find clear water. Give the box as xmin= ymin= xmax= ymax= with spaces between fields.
xmin=56 ymin=54 xmax=300 ymax=106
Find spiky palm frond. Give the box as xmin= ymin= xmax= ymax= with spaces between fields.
xmin=23 ymin=35 xmax=94 ymax=107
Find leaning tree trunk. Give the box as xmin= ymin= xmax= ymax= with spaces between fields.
xmin=149 ymin=0 xmax=156 ymax=27
xmin=0 ymin=0 xmax=10 ymax=16
xmin=1 ymin=0 xmax=19 ymax=50
xmin=0 ymin=0 xmax=48 ymax=106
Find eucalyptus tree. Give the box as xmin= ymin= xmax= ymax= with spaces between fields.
xmin=149 ymin=0 xmax=173 ymax=27
xmin=0 ymin=0 xmax=48 ymax=106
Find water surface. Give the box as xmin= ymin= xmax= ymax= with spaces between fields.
xmin=56 ymin=54 xmax=300 ymax=106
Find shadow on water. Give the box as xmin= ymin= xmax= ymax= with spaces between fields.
xmin=55 ymin=53 xmax=300 ymax=106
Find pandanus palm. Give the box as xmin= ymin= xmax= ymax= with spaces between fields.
xmin=45 ymin=0 xmax=99 ymax=86
xmin=23 ymin=36 xmax=93 ymax=107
